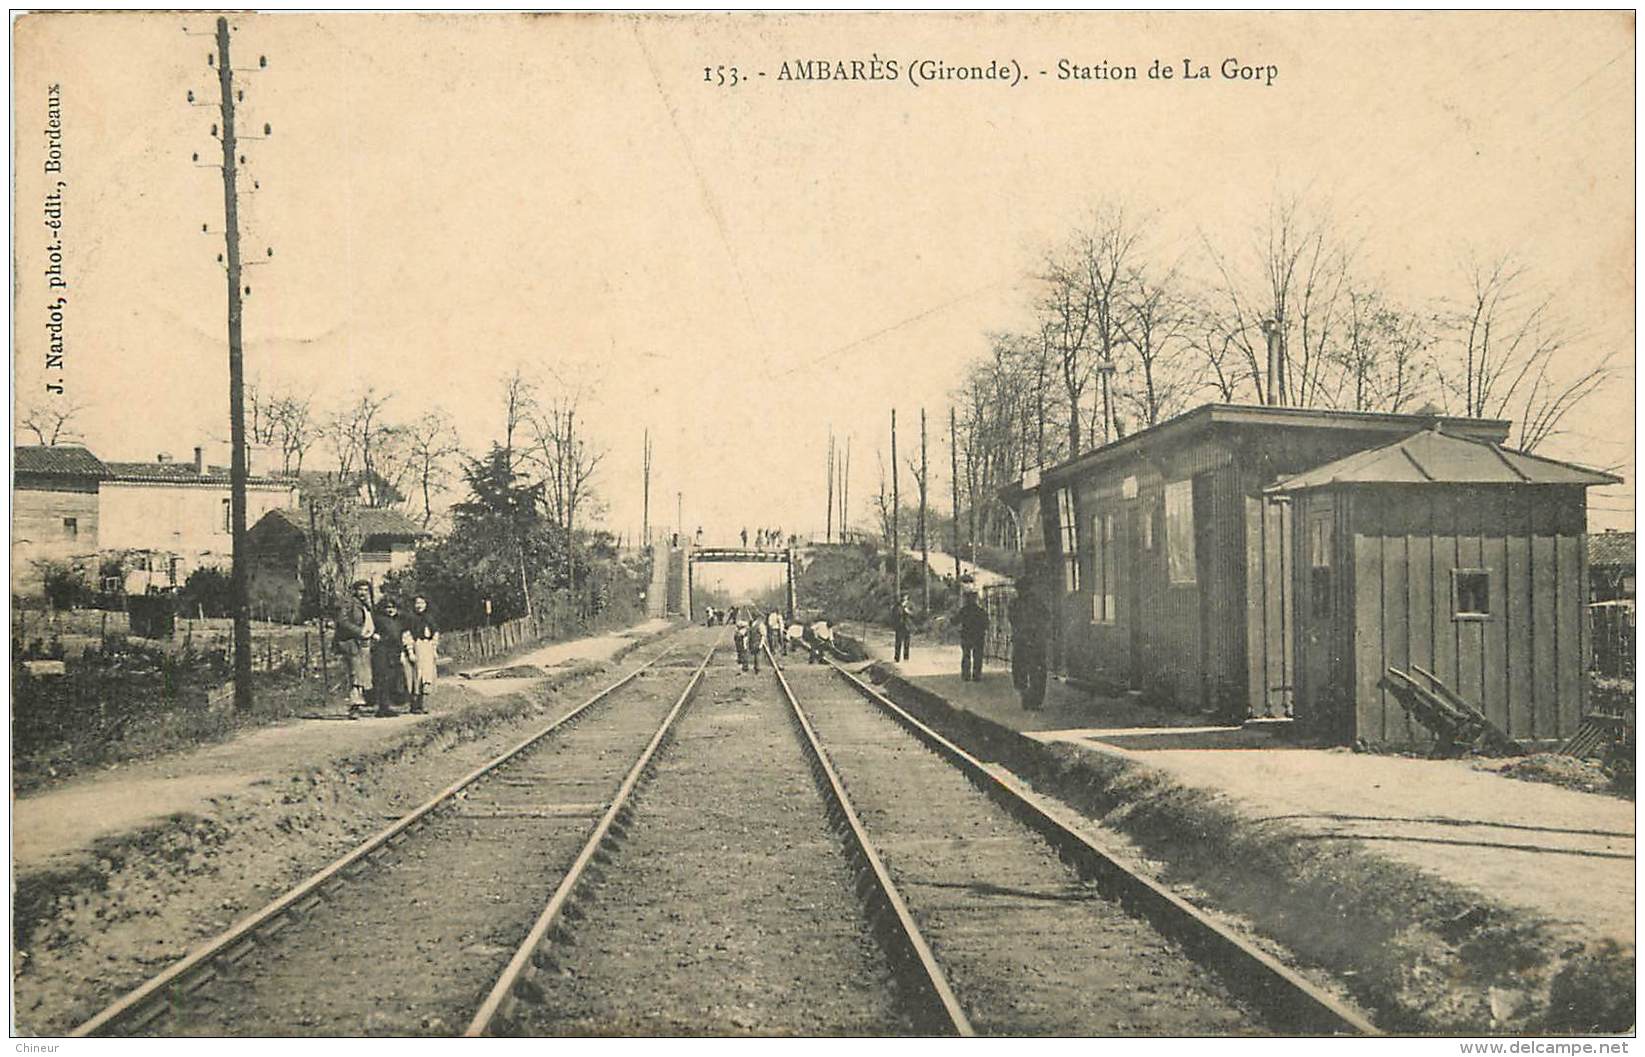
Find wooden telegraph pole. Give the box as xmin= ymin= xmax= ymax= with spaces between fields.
xmin=950 ymin=407 xmax=961 ymax=583
xmin=840 ymin=436 xmax=850 ymax=544
xmin=642 ymin=429 xmax=651 ymax=547
xmin=919 ymin=408 xmax=930 ymax=613
xmin=890 ymin=409 xmax=900 ymax=601
xmin=213 ymin=16 xmax=253 ymax=711
xmin=825 ymin=430 xmax=835 ymax=543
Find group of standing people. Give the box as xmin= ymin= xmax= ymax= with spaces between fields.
xmin=334 ymin=580 xmax=440 ymax=720
xmin=888 ymin=591 xmax=990 ymax=683
xmin=714 ymin=604 xmax=834 ymax=670
xmin=739 ymin=527 xmax=791 ymax=551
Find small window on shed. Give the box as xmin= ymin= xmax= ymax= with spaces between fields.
xmin=1453 ymin=569 xmax=1492 ymax=620
xmin=62 ymin=517 xmax=78 ymax=539
xmin=1308 ymin=517 xmax=1333 ymax=616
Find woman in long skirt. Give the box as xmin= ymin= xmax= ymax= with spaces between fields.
xmin=405 ymin=594 xmax=440 ymax=714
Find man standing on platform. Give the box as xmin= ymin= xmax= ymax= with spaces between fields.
xmin=891 ymin=594 xmax=914 ymax=662
xmin=1010 ymin=575 xmax=1049 ymax=711
xmin=958 ymin=591 xmax=989 ymax=682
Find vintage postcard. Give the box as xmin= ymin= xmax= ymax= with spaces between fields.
xmin=9 ymin=10 xmax=1635 ymax=1043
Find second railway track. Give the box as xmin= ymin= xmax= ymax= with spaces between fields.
xmin=72 ymin=629 xmax=721 ymax=1038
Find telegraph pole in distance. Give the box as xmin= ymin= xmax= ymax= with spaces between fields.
xmin=825 ymin=430 xmax=835 ymax=543
xmin=890 ymin=409 xmax=900 ymax=600
xmin=642 ymin=429 xmax=651 ymax=547
xmin=919 ymin=408 xmax=930 ymax=613
xmin=214 ymin=16 xmax=252 ymax=711
xmin=841 ymin=436 xmax=850 ymax=544
xmin=950 ymin=407 xmax=961 ymax=583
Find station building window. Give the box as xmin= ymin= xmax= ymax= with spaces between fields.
xmin=1056 ymin=487 xmax=1080 ymax=592
xmin=1164 ymin=480 xmax=1196 ymax=584
xmin=1092 ymin=510 xmax=1117 ymax=623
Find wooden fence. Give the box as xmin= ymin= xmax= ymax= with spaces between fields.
xmin=440 ymin=614 xmax=556 ymax=666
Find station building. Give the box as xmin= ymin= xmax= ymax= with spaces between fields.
xmin=1003 ymin=403 xmax=1618 ymax=749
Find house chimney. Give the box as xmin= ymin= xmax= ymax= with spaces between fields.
xmin=194 ymin=446 xmax=206 ymax=474
xmin=156 ymin=452 xmax=172 ymax=463
xmin=1261 ymin=318 xmax=1284 ymax=407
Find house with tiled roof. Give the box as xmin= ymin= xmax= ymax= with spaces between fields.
xmin=13 ymin=445 xmax=108 ymax=592
xmin=1588 ymin=529 xmax=1635 ymax=602
xmin=98 ymin=445 xmax=299 ymax=587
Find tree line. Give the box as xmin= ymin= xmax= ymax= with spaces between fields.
xmin=951 ymin=192 xmax=1614 ymax=551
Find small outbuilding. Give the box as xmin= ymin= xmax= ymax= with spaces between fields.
xmin=1266 ymin=428 xmax=1620 ymax=748
xmin=247 ymin=506 xmax=428 ymax=619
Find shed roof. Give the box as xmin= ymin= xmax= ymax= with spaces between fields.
xmin=1025 ymin=403 xmax=1512 ymax=495
xmin=1265 ymin=429 xmax=1621 ymax=493
xmin=15 ymin=445 xmax=108 ymax=477
xmin=256 ymin=505 xmax=428 ymax=541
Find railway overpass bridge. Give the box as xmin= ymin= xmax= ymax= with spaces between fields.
xmin=652 ymin=544 xmax=798 ymax=619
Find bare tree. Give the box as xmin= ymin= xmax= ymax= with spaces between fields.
xmin=1338 ymin=287 xmax=1430 ymax=413
xmin=18 ymin=397 xmax=86 ymax=446
xmin=1116 ymin=259 xmax=1199 ymax=431
xmin=1434 ymin=254 xmax=1612 ymax=451
xmin=528 ymin=390 xmax=605 ymax=589
xmin=1200 ymin=192 xmax=1358 ymax=408
xmin=402 ymin=409 xmax=463 ymax=528
xmin=1036 ymin=206 xmax=1144 ymax=455
xmin=325 ymin=388 xmax=404 ymax=506
xmin=247 ymin=377 xmax=317 ymax=474
xmin=500 ymin=365 xmax=538 ymax=468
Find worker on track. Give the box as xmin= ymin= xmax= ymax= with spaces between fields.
xmin=745 ymin=614 xmax=766 ymax=673
xmin=807 ymin=616 xmax=833 ymax=664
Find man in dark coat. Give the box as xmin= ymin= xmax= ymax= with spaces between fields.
xmin=333 ymin=580 xmax=376 ymax=719
xmin=1010 ymin=576 xmax=1050 ymax=711
xmin=891 ymin=594 xmax=914 ymax=662
xmin=958 ymin=592 xmax=989 ymax=682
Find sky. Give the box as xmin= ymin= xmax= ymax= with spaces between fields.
xmin=11 ymin=12 xmax=1636 ymax=538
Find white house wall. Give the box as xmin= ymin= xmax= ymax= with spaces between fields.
xmin=100 ymin=481 xmax=298 ymax=567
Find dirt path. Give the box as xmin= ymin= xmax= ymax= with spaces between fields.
xmin=515 ymin=651 xmax=911 ymax=1036
xmin=13 ymin=619 xmax=673 ymax=869
xmin=874 ymin=636 xmax=1635 ymax=949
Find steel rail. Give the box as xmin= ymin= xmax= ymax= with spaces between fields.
xmin=69 ymin=637 xmax=687 ymax=1038
xmin=820 ymin=656 xmax=1380 ymax=1037
xmin=768 ymin=646 xmax=975 ymax=1036
xmin=464 ymin=639 xmax=719 ymax=1036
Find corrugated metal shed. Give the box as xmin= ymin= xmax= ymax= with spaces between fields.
xmin=1265 ymin=429 xmax=1620 ymax=492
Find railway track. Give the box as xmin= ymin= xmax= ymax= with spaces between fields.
xmin=69 ymin=624 xmax=1375 ymax=1038
xmin=69 ymin=629 xmax=719 ymax=1038
xmin=472 ymin=643 xmax=949 ymax=1036
xmin=786 ymin=650 xmax=1378 ymax=1036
